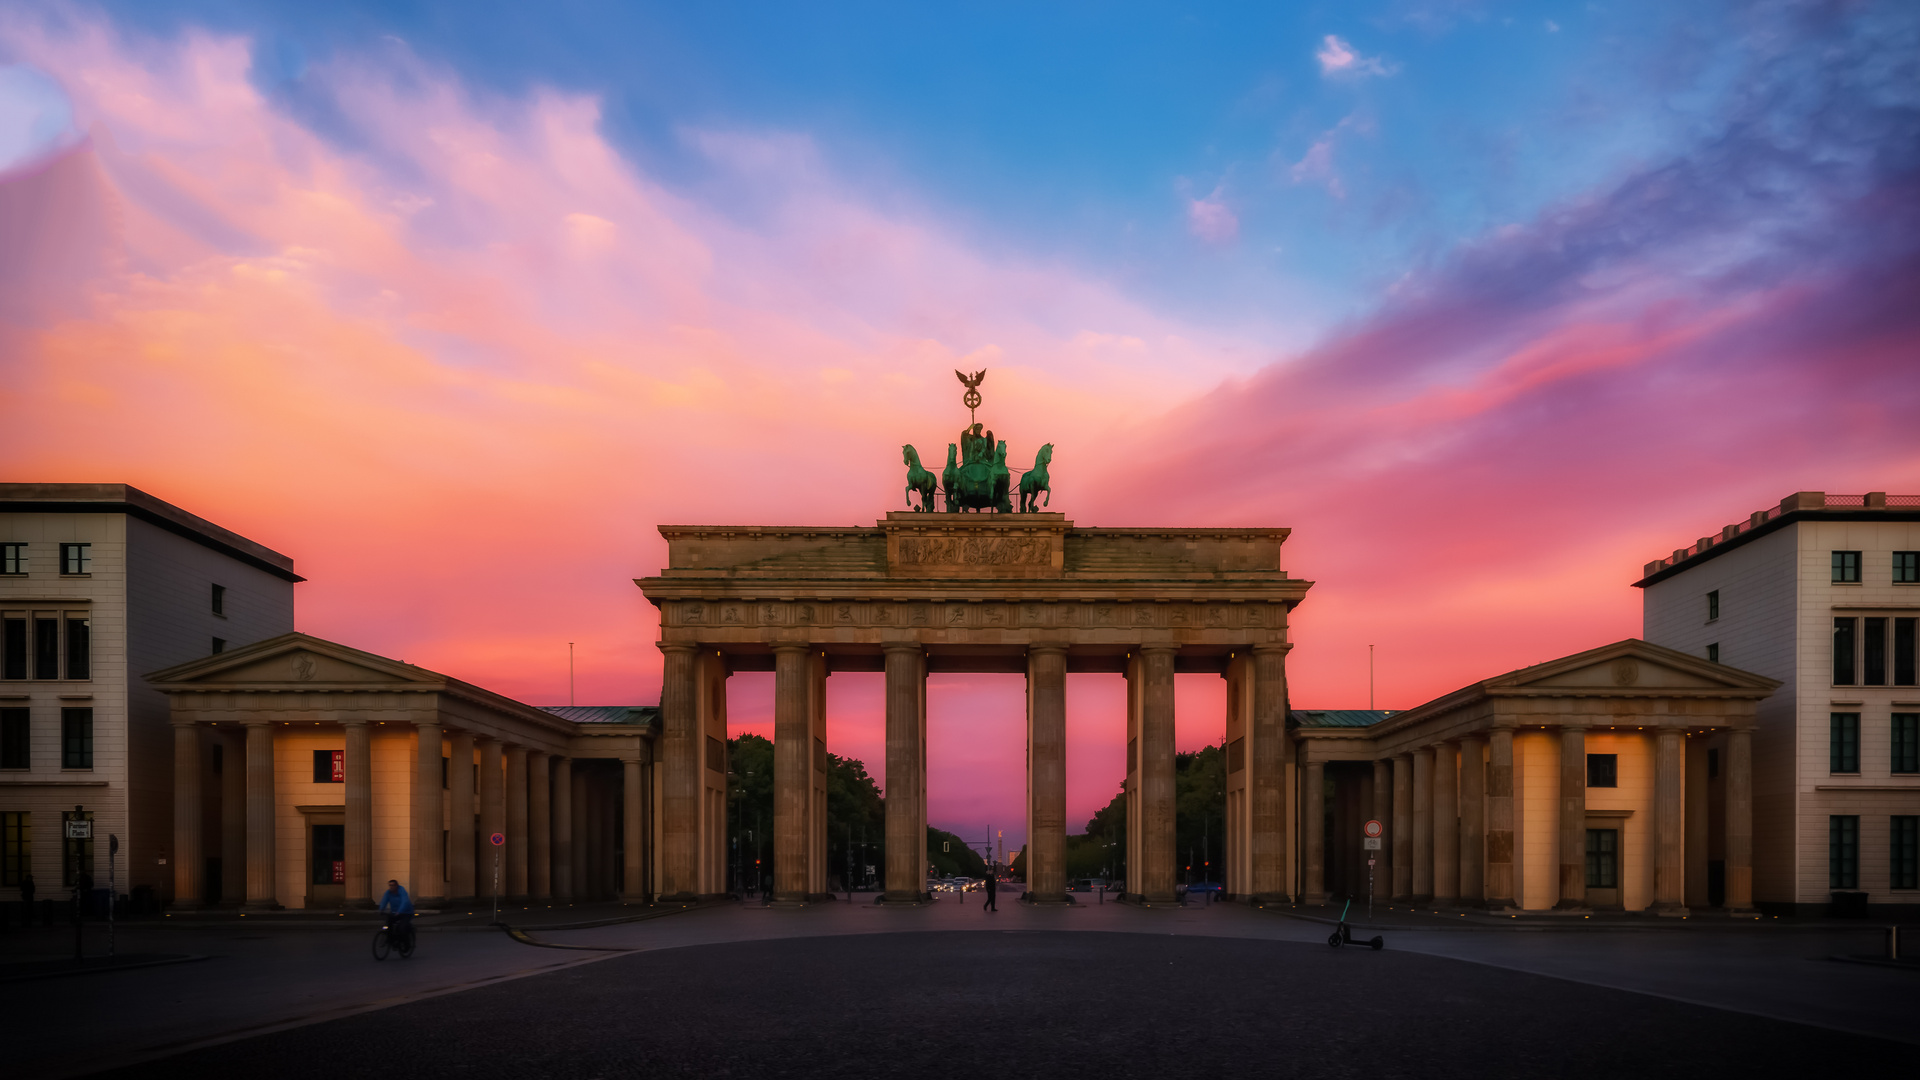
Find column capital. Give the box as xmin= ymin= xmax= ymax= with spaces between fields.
xmin=771 ymin=643 xmax=813 ymax=657
xmin=1027 ymin=643 xmax=1069 ymax=657
xmin=341 ymin=717 xmax=369 ymax=728
xmin=241 ymin=717 xmax=272 ymax=728
xmin=657 ymin=641 xmax=700 ymax=656
xmin=1136 ymin=643 xmax=1179 ymax=655
xmin=170 ymin=718 xmax=201 ymax=730
xmin=1249 ymin=642 xmax=1293 ymax=655
xmin=881 ymin=642 xmax=924 ymax=656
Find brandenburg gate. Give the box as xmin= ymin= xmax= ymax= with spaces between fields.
xmin=638 ymin=513 xmax=1311 ymax=904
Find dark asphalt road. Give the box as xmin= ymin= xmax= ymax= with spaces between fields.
xmin=102 ymin=931 xmax=1902 ymax=1078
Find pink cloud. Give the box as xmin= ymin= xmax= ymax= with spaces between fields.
xmin=1315 ymin=34 xmax=1396 ymax=79
xmin=1186 ymin=188 xmax=1238 ymax=243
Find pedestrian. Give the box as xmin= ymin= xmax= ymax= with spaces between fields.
xmin=19 ymin=872 xmax=34 ymax=925
xmin=982 ymin=872 xmax=997 ymax=913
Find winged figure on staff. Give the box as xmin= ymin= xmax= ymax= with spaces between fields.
xmin=898 ymin=367 xmax=1054 ymax=513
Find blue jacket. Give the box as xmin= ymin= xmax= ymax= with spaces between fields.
xmin=378 ymin=885 xmax=413 ymax=915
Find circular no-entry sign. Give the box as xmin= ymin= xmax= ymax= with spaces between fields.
xmin=1363 ymin=819 xmax=1384 ymax=838
xmin=489 ymin=832 xmax=506 ymax=847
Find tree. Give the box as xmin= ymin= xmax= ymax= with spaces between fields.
xmin=1174 ymin=745 xmax=1225 ymax=884
xmin=827 ymin=753 xmax=885 ymax=891
xmin=925 ymin=826 xmax=988 ymax=878
xmin=728 ymin=735 xmax=888 ymax=893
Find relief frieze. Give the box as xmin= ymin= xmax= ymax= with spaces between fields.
xmin=896 ymin=535 xmax=1051 ymax=567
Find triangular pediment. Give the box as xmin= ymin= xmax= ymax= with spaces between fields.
xmin=1489 ymin=639 xmax=1779 ymax=693
xmin=147 ymin=632 xmax=442 ymax=688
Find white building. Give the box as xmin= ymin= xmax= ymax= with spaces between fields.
xmin=1639 ymin=490 xmax=1919 ymax=915
xmin=0 ymin=484 xmax=298 ymax=906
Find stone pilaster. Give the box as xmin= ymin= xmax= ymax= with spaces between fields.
xmin=344 ymin=719 xmax=373 ymax=908
xmin=1411 ymin=747 xmax=1433 ymax=905
xmin=172 ymin=722 xmax=202 ymax=908
xmin=1391 ymin=753 xmax=1413 ymax=902
xmin=1485 ymin=727 xmax=1517 ymax=909
xmin=1725 ymin=728 xmax=1754 ymax=912
xmin=506 ymin=744 xmax=530 ymax=901
xmin=1651 ymin=729 xmax=1687 ymax=914
xmin=884 ymin=644 xmax=925 ymax=900
xmin=1302 ymin=759 xmax=1327 ymax=903
xmin=479 ymin=736 xmax=505 ymax=903
xmin=243 ymin=720 xmax=276 ymax=909
xmin=1458 ymin=734 xmax=1486 ymax=906
xmin=657 ymin=643 xmax=699 ymax=899
xmin=529 ymin=751 xmax=551 ymax=901
xmin=1028 ymin=644 xmax=1071 ymax=902
xmin=1556 ymin=726 xmax=1588 ymax=909
xmin=413 ymin=721 xmax=445 ymax=903
xmin=1431 ymin=741 xmax=1459 ymax=907
xmin=1137 ymin=645 xmax=1177 ymax=904
xmin=447 ymin=730 xmax=476 ymax=902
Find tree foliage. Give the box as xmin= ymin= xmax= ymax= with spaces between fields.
xmin=726 ymin=734 xmax=886 ymax=891
xmin=926 ymin=826 xmax=988 ymax=878
xmin=1174 ymin=744 xmax=1225 ymax=884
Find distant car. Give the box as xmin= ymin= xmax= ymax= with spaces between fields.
xmin=1067 ymin=878 xmax=1110 ymax=893
xmin=1185 ymin=881 xmax=1223 ymax=894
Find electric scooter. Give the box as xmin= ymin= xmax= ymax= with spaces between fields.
xmin=1326 ymin=898 xmax=1385 ymax=950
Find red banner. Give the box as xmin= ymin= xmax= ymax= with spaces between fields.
xmin=332 ymin=859 xmax=345 ymax=884
xmin=330 ymin=749 xmax=344 ymax=783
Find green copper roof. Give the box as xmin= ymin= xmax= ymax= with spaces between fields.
xmin=1289 ymin=709 xmax=1396 ymax=728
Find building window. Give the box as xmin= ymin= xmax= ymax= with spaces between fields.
xmin=61 ymin=808 xmax=93 ymax=887
xmin=1707 ymin=590 xmax=1719 ymax=621
xmin=1895 ymin=552 xmax=1919 ymax=584
xmin=0 ymin=811 xmax=28 ymax=885
xmin=211 ymin=584 xmax=225 ymax=615
xmin=2 ymin=618 xmax=23 ymax=679
xmin=1864 ymin=617 xmax=1887 ymax=685
xmin=1707 ymin=643 xmax=1720 ymax=664
xmin=65 ymin=618 xmax=89 ymax=680
xmin=1586 ymin=753 xmax=1618 ymax=788
xmin=1893 ymin=714 xmax=1920 ymax=775
xmin=312 ymin=749 xmax=344 ymax=784
xmin=1585 ymin=828 xmax=1618 ymax=888
xmin=60 ymin=708 xmax=92 ymax=769
xmin=1832 ymin=550 xmax=1861 ymax=583
xmin=1707 ymin=747 xmax=1720 ymax=779
xmin=1894 ymin=817 xmax=1919 ymax=890
xmin=1829 ymin=815 xmax=1860 ymax=889
xmin=1896 ymin=618 xmax=1916 ymax=686
xmin=0 ymin=543 xmax=24 ymax=575
xmin=310 ymin=823 xmax=345 ymax=885
xmin=58 ymin=543 xmax=90 ymax=575
xmin=33 ymin=617 xmax=57 ymax=680
xmin=211 ymin=638 xmax=225 ymax=655
xmin=0 ymin=707 xmax=27 ymax=769
xmin=1834 ymin=617 xmax=1856 ymax=685
xmin=1830 ymin=713 xmax=1860 ymax=774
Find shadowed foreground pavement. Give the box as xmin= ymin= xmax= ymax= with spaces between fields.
xmin=102 ymin=930 xmax=1903 ymax=1079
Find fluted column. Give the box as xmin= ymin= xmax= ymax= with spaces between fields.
xmin=1485 ymin=727 xmax=1516 ymax=909
xmin=413 ymin=721 xmax=445 ymax=903
xmin=1652 ymin=729 xmax=1686 ymax=913
xmin=506 ymin=744 xmax=530 ymax=901
xmin=1725 ymin=728 xmax=1753 ymax=911
xmin=624 ymin=757 xmax=645 ymax=899
xmin=1556 ymin=726 xmax=1587 ymax=908
xmin=884 ymin=644 xmax=925 ymax=900
xmin=1391 ymin=753 xmax=1413 ymax=902
xmin=243 ymin=720 xmax=276 ymax=909
xmin=1302 ymin=759 xmax=1326 ymax=903
xmin=658 ymin=643 xmax=699 ymax=899
xmin=773 ymin=644 xmax=813 ymax=902
xmin=551 ymin=757 xmax=574 ymax=901
xmin=1371 ymin=758 xmax=1392 ymax=902
xmin=220 ymin=730 xmax=245 ymax=905
xmin=344 ymin=720 xmax=373 ymax=908
xmin=172 ymin=721 xmax=202 ymax=908
xmin=1411 ymin=747 xmax=1433 ymax=904
xmin=529 ymin=751 xmax=551 ymax=901
xmin=1250 ymin=645 xmax=1291 ymax=901
xmin=447 ymin=730 xmax=476 ymax=902
xmin=1432 ymin=741 xmax=1459 ymax=906
xmin=1027 ymin=645 xmax=1071 ymax=902
xmin=1458 ymin=734 xmax=1486 ymax=905
xmin=1138 ymin=646 xmax=1177 ymax=904
xmin=479 ymin=736 xmax=505 ymax=903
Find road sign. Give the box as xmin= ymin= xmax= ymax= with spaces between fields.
xmin=65 ymin=820 xmax=92 ymax=840
xmin=489 ymin=832 xmax=505 ymax=847
xmin=1363 ymin=837 xmax=1382 ymax=850
xmin=1363 ymin=819 xmax=1383 ymax=838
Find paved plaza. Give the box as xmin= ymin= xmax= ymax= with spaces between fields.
xmin=2 ymin=898 xmax=1911 ymax=1078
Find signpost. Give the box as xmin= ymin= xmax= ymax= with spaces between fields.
xmin=489 ymin=831 xmax=505 ymax=925
xmin=1362 ymin=820 xmax=1383 ymax=918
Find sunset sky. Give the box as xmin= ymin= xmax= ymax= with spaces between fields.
xmin=3 ymin=1 xmax=1916 ymax=851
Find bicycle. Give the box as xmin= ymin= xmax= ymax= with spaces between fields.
xmin=372 ymin=920 xmax=416 ymax=961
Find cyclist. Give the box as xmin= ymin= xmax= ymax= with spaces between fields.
xmin=377 ymin=879 xmax=414 ymax=947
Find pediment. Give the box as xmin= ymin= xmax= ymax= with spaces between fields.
xmin=148 ymin=632 xmax=439 ymax=688
xmin=1491 ymin=639 xmax=1778 ymax=694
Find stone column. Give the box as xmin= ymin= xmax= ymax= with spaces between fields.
xmin=551 ymin=757 xmax=573 ymax=902
xmin=1485 ymin=727 xmax=1517 ymax=909
xmin=172 ymin=721 xmax=202 ymax=908
xmin=1458 ymin=734 xmax=1486 ymax=906
xmin=572 ymin=762 xmax=592 ymax=899
xmin=1250 ymin=645 xmax=1291 ymax=901
xmin=1027 ymin=645 xmax=1071 ymax=902
xmin=772 ymin=644 xmax=813 ymax=902
xmin=243 ymin=720 xmax=276 ymax=909
xmin=479 ymin=737 xmax=505 ymax=904
xmin=1371 ymin=758 xmax=1393 ymax=900
xmin=1390 ymin=754 xmax=1412 ymax=901
xmin=506 ymin=744 xmax=530 ymax=901
xmin=1302 ymin=759 xmax=1326 ymax=903
xmin=624 ymin=757 xmax=645 ymax=899
xmin=1137 ymin=645 xmax=1177 ymax=904
xmin=1411 ymin=747 xmax=1433 ymax=904
xmin=413 ymin=721 xmax=445 ymax=903
xmin=1556 ymin=726 xmax=1587 ymax=909
xmin=884 ymin=644 xmax=925 ymax=900
xmin=344 ymin=720 xmax=373 ymax=908
xmin=1431 ymin=742 xmax=1458 ymax=906
xmin=657 ymin=643 xmax=699 ymax=900
xmin=447 ymin=730 xmax=476 ymax=902
xmin=1725 ymin=728 xmax=1754 ymax=911
xmin=221 ymin=730 xmax=246 ymax=905
xmin=528 ymin=751 xmax=551 ymax=901
xmin=1652 ymin=729 xmax=1686 ymax=913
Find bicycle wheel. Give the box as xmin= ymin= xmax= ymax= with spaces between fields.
xmin=372 ymin=929 xmax=392 ymax=961
xmin=397 ymin=928 xmax=415 ymax=958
